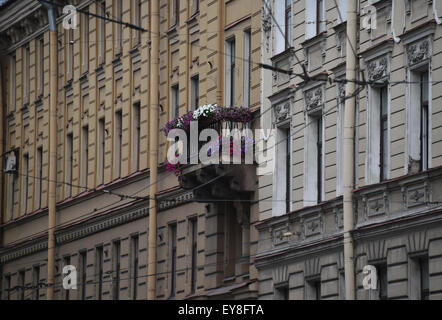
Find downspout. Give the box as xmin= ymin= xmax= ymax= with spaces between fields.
xmin=343 ymin=0 xmax=357 ymax=300
xmin=147 ymin=0 xmax=159 ymax=300
xmin=217 ymin=0 xmax=224 ymax=106
xmin=40 ymin=1 xmax=58 ymax=300
xmin=0 ymin=60 xmax=5 ymax=295
xmin=391 ymin=0 xmax=401 ymax=43
xmin=433 ymin=0 xmax=442 ymax=24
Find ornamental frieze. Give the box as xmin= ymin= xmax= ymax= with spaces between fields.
xmin=367 ymin=57 xmax=388 ymax=82
xmin=304 ymin=87 xmax=323 ymax=113
xmin=407 ymin=39 xmax=431 ymax=66
xmin=274 ymin=102 xmax=290 ymax=124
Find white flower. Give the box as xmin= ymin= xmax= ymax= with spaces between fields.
xmin=193 ymin=104 xmax=217 ymax=120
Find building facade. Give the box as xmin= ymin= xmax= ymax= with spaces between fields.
xmin=0 ymin=0 xmax=262 ymax=300
xmin=256 ymin=0 xmax=442 ymax=300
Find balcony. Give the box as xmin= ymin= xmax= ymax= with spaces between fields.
xmin=163 ymin=104 xmax=256 ymax=202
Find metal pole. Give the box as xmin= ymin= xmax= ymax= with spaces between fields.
xmin=217 ymin=0 xmax=224 ymax=106
xmin=147 ymin=0 xmax=159 ymax=301
xmin=343 ymin=0 xmax=357 ymax=300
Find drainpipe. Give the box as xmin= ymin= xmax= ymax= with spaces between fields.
xmin=343 ymin=0 xmax=357 ymax=300
xmin=147 ymin=0 xmax=159 ymax=300
xmin=217 ymin=0 xmax=224 ymax=106
xmin=41 ymin=2 xmax=58 ymax=300
xmin=0 ymin=61 xmax=4 ymax=289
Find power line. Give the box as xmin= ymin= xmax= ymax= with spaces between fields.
xmin=38 ymin=0 xmax=148 ymax=33
xmin=6 ymin=200 xmax=442 ymax=299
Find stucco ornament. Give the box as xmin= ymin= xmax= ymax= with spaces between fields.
xmin=407 ymin=40 xmax=430 ymax=66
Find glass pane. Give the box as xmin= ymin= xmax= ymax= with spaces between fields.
xmin=421 ymin=71 xmax=429 ymax=103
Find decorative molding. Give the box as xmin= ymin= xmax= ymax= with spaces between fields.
xmin=274 ymin=102 xmax=290 ymax=124
xmin=367 ymin=56 xmax=388 ymax=82
xmin=56 ymin=207 xmax=148 ymax=245
xmin=273 ymin=264 xmax=289 ymax=286
xmin=304 ymin=86 xmax=323 ymax=114
xmin=157 ymin=191 xmax=194 ymax=211
xmin=366 ymin=239 xmax=387 ymax=262
xmin=406 ymin=38 xmax=431 ymax=66
xmin=406 ymin=230 xmax=429 ymax=254
xmin=304 ymin=257 xmax=321 ymax=279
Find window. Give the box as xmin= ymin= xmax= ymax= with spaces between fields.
xmin=285 ymin=0 xmax=292 ymax=49
xmin=171 ymin=84 xmax=179 ymax=119
xmin=24 ymin=45 xmax=30 ymax=104
xmin=81 ymin=8 xmax=89 ymax=73
xmin=337 ymin=94 xmax=345 ymax=196
xmin=132 ymin=102 xmax=141 ymax=171
xmin=224 ymin=211 xmax=243 ymax=278
xmin=243 ymin=30 xmax=251 ymax=107
xmin=66 ymin=134 xmax=73 ymax=198
xmin=226 ymin=38 xmax=236 ymax=106
xmin=408 ymin=67 xmax=431 ymax=173
xmin=21 ymin=153 xmax=29 ymax=215
xmin=378 ymin=264 xmax=388 ymax=300
xmin=79 ymin=251 xmax=87 ymax=300
xmin=98 ymin=118 xmax=105 ymax=185
xmin=367 ymin=85 xmax=389 ymax=184
xmin=191 ymin=0 xmax=200 ymax=15
xmin=339 ymin=271 xmax=346 ymax=299
xmin=190 ymin=218 xmax=198 ymax=293
xmin=116 ymin=0 xmax=123 ymax=54
xmin=274 ymin=127 xmax=291 ymax=215
xmin=316 ymin=116 xmax=324 ymax=203
xmin=419 ymin=257 xmax=430 ymax=300
xmin=420 ymin=71 xmax=429 ymax=172
xmin=379 ymin=86 xmax=389 ymax=181
xmin=305 ymin=0 xmax=326 ymax=39
xmin=306 ymin=278 xmax=321 ymax=300
xmin=33 ymin=266 xmax=40 ymax=300
xmin=112 ymin=240 xmax=121 ymax=300
xmin=131 ymin=235 xmax=139 ymax=299
xmin=370 ymin=263 xmax=388 ymax=300
xmin=9 ymin=55 xmax=16 ymax=112
xmin=98 ymin=0 xmax=106 ymax=64
xmin=275 ymin=285 xmax=289 ymax=300
xmin=67 ymin=29 xmax=73 ymax=80
xmin=337 ymin=0 xmax=347 ymax=23
xmin=81 ymin=126 xmax=89 ymax=190
xmin=7 ymin=166 xmax=17 ymax=220
xmin=170 ymin=0 xmax=179 ymax=27
xmin=38 ymin=37 xmax=44 ymax=96
xmin=170 ymin=224 xmax=177 ymax=298
xmin=114 ymin=111 xmax=122 ymax=178
xmin=4 ymin=275 xmax=11 ymax=300
xmin=96 ymin=246 xmax=103 ymax=300
xmin=410 ymin=255 xmax=429 ymax=300
xmin=191 ymin=75 xmax=199 ymax=111
xmin=63 ymin=256 xmax=71 ymax=300
xmin=35 ymin=147 xmax=43 ymax=209
xmin=18 ymin=270 xmax=25 ymax=300
xmin=305 ymin=112 xmax=324 ymax=205
xmin=133 ymin=0 xmax=142 ymax=45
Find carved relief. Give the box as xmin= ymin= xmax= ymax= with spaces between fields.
xmin=274 ymin=102 xmax=290 ymax=124
xmin=367 ymin=57 xmax=388 ymax=82
xmin=305 ymin=87 xmax=323 ymax=113
xmin=304 ymin=216 xmax=322 ymax=237
xmin=407 ymin=39 xmax=431 ymax=66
